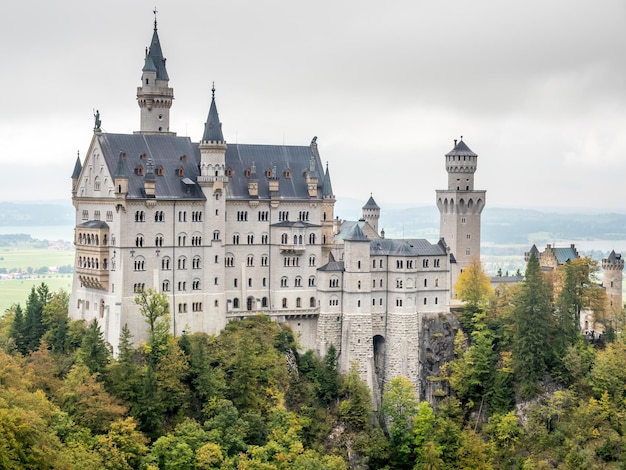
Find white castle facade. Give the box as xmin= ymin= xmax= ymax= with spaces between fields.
xmin=69 ymin=20 xmax=486 ymax=396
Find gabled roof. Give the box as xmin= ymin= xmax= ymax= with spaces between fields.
xmin=202 ymin=87 xmax=224 ymax=142
xmin=445 ymin=139 xmax=477 ymax=157
xmin=363 ymin=195 xmax=379 ymax=210
xmin=71 ymin=155 xmax=82 ymax=179
xmin=370 ymin=238 xmax=447 ymax=257
xmin=143 ymin=25 xmax=169 ymax=80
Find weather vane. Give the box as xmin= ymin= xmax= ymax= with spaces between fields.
xmin=153 ymin=7 xmax=158 ymax=30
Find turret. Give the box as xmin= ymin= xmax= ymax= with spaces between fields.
xmin=362 ymin=194 xmax=380 ymax=235
xmin=143 ymin=157 xmax=156 ymax=198
xmin=321 ymin=162 xmax=336 ymax=258
xmin=197 ymin=84 xmax=227 ymax=192
xmin=114 ymin=152 xmax=129 ymax=211
xmin=136 ymin=15 xmax=175 ymax=135
xmin=603 ymin=250 xmax=624 ymax=315
xmin=436 ymin=138 xmax=486 ymax=296
xmin=71 ymin=151 xmax=82 ymax=198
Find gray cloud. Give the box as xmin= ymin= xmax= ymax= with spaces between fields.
xmin=0 ymin=0 xmax=624 ymax=213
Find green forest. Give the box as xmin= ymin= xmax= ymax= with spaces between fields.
xmin=1 ymin=252 xmax=626 ymax=469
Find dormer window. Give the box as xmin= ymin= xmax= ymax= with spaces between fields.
xmin=265 ymin=169 xmax=272 ymax=178
xmin=177 ymin=166 xmax=184 ymax=177
xmin=284 ymin=169 xmax=291 ymax=178
xmin=157 ymin=165 xmax=164 ymax=176
xmin=226 ymin=167 xmax=233 ymax=177
xmin=180 ymin=155 xmax=187 ymax=162
xmin=245 ymin=168 xmax=251 ymax=177
xmin=141 ymin=153 xmax=147 ymax=160
xmin=137 ymin=165 xmax=144 ymax=176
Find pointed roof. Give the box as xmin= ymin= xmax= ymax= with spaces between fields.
xmin=114 ymin=152 xmax=129 ymax=178
xmin=445 ymin=138 xmax=477 ymax=157
xmin=344 ymin=223 xmax=369 ymax=242
xmin=71 ymin=154 xmax=82 ymax=179
xmin=608 ymin=250 xmax=620 ymax=261
xmin=202 ymin=85 xmax=224 ymax=142
xmin=322 ymin=163 xmax=334 ymax=197
xmin=362 ymin=194 xmax=379 ymax=210
xmin=143 ymin=21 xmax=169 ymax=80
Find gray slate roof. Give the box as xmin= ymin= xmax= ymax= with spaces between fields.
xmin=445 ymin=139 xmax=477 ymax=157
xmin=78 ymin=220 xmax=109 ymax=229
xmin=363 ymin=195 xmax=379 ymax=209
xmin=202 ymin=92 xmax=224 ymax=142
xmin=318 ymin=259 xmax=345 ymax=272
xmin=97 ymin=133 xmax=325 ymax=202
xmin=72 ymin=156 xmax=82 ymax=179
xmin=224 ymin=144 xmax=323 ymax=200
xmin=99 ymin=133 xmax=204 ymax=200
xmin=322 ymin=164 xmax=334 ymax=197
xmin=370 ymin=238 xmax=447 ymax=256
xmin=553 ymin=247 xmax=578 ymax=265
xmin=143 ymin=27 xmax=169 ymax=80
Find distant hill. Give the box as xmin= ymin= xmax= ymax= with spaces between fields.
xmin=0 ymin=201 xmax=74 ymax=226
xmin=3 ymin=199 xmax=626 ymax=247
xmin=335 ymin=198 xmax=626 ymax=245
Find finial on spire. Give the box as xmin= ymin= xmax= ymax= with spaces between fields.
xmin=211 ymin=82 xmax=215 ymax=99
xmin=153 ymin=7 xmax=158 ymax=30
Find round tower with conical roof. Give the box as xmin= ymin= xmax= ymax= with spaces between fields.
xmin=602 ymin=250 xmax=624 ymax=317
xmin=362 ymin=194 xmax=380 ymax=235
xmin=436 ymin=138 xmax=486 ymax=295
xmin=136 ymin=14 xmax=175 ymax=135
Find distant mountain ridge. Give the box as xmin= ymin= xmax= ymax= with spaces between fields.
xmin=2 ymin=200 xmax=626 ymax=246
xmin=0 ymin=201 xmax=74 ymax=226
xmin=335 ymin=199 xmax=626 ymax=245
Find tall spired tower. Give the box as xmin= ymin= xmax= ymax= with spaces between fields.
xmin=436 ymin=138 xmax=486 ymax=295
xmin=136 ymin=14 xmax=175 ymax=135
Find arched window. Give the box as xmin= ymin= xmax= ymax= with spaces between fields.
xmin=161 ymin=257 xmax=171 ymax=270
xmin=296 ymin=297 xmax=301 ymax=308
xmin=162 ymin=280 xmax=170 ymax=292
xmin=178 ymin=256 xmax=187 ymax=270
xmin=192 ymin=256 xmax=201 ymax=269
xmin=281 ymin=233 xmax=288 ymax=244
xmin=282 ymin=298 xmax=288 ymax=308
xmin=310 ymin=297 xmax=316 ymax=308
xmin=233 ymin=298 xmax=240 ymax=309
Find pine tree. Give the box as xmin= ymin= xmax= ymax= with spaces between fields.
xmin=77 ymin=318 xmax=111 ymax=377
xmin=512 ymin=252 xmax=555 ymax=399
xmin=24 ymin=286 xmax=45 ymax=352
xmin=9 ymin=304 xmax=27 ymax=354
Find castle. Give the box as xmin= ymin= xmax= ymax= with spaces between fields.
xmin=68 ymin=18 xmax=485 ymax=398
xmin=524 ymin=244 xmax=624 ymax=333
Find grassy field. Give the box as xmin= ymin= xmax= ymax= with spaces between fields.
xmin=0 ymin=245 xmax=75 ymax=314
xmin=0 ymin=275 xmax=74 ymax=314
xmin=0 ymin=247 xmax=74 ymax=271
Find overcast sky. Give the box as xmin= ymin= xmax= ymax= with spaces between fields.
xmin=1 ymin=1 xmax=624 ymax=215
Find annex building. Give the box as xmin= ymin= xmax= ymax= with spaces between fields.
xmin=69 ymin=19 xmax=486 ymax=397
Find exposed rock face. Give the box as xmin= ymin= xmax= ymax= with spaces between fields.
xmin=419 ymin=312 xmax=461 ymax=403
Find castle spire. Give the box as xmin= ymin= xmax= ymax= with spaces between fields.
xmin=136 ymin=14 xmax=174 ymax=135
xmin=202 ymin=83 xmax=224 ymax=142
xmin=322 ymin=162 xmax=334 ymax=198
